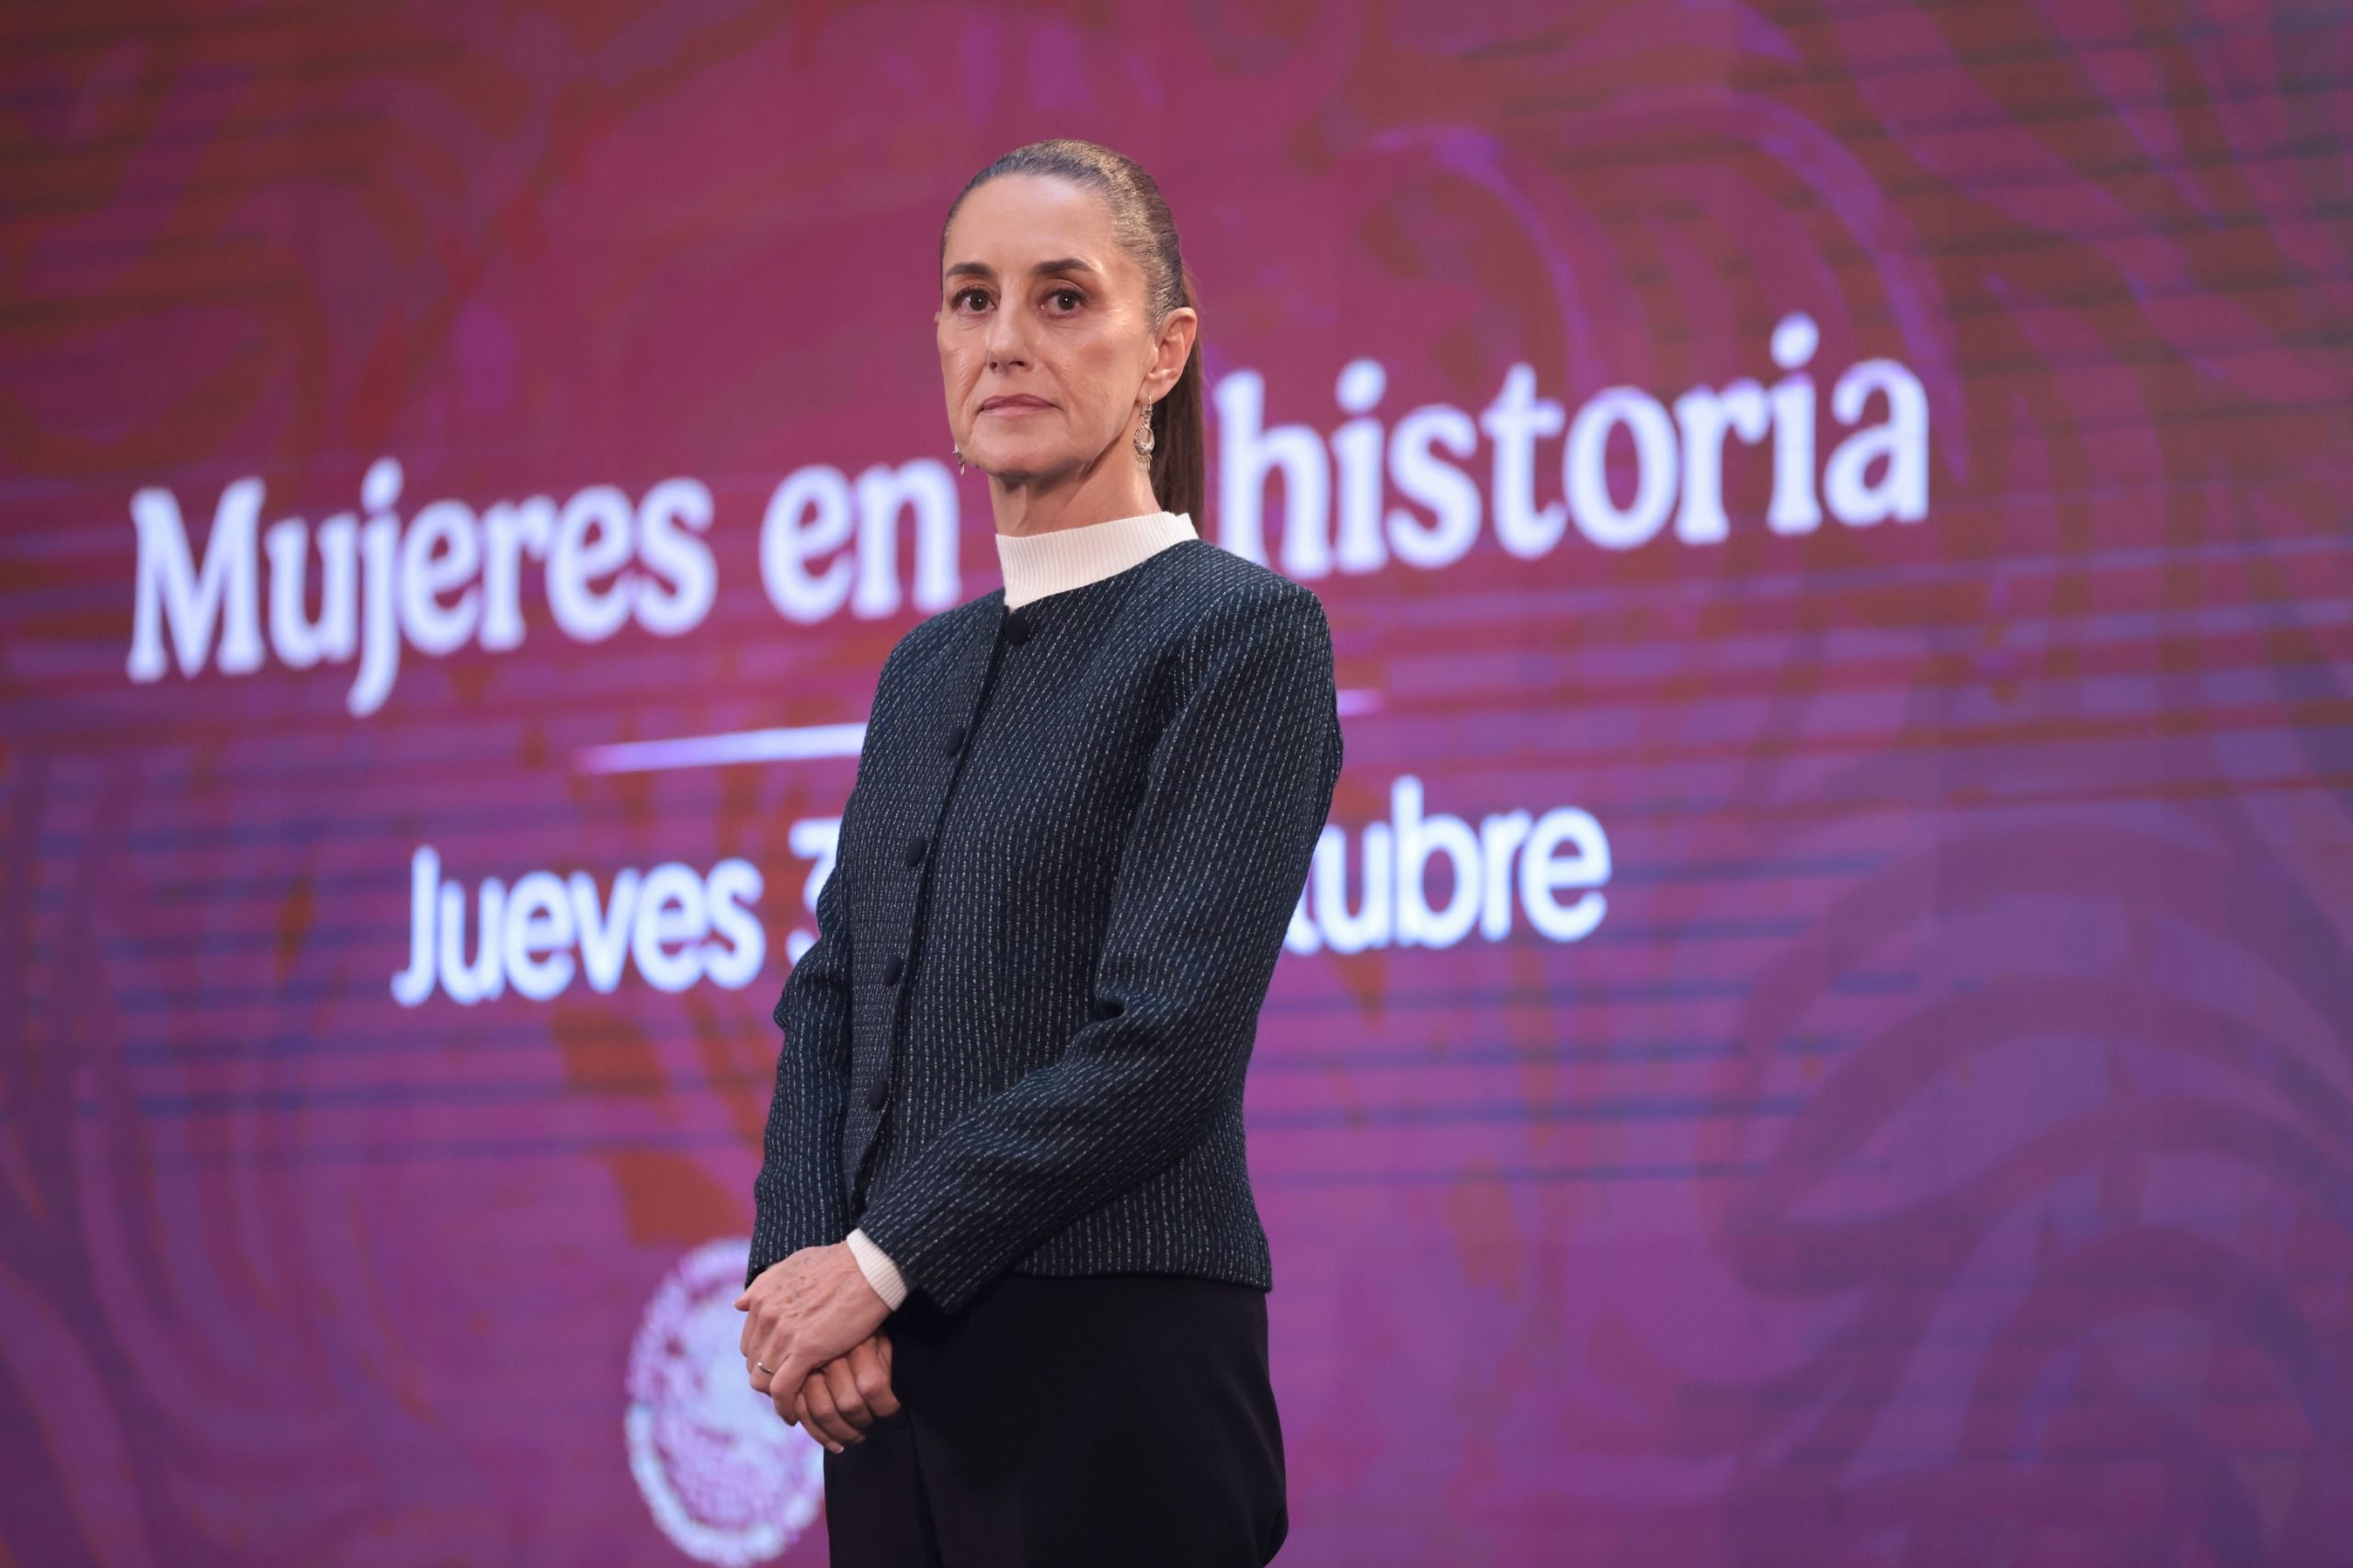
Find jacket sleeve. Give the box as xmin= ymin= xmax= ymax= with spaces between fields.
xmin=853 ymin=582 xmax=1344 ymax=1313
xmin=745 ymin=804 xmax=856 ymax=1290
xmin=745 ymin=643 xmax=904 ymax=1291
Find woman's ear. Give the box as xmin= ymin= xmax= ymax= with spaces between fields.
xmin=1152 ymin=308 xmax=1198 ymax=393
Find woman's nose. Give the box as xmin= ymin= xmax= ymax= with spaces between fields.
xmin=983 ymin=305 xmax=1030 ymax=368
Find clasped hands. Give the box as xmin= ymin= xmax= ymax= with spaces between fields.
xmin=735 ymin=1241 xmax=899 ymax=1452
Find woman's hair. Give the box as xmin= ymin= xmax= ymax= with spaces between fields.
xmin=941 ymin=139 xmax=1207 ymax=530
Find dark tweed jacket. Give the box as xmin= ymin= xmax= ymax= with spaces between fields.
xmin=745 ymin=536 xmax=1344 ymax=1315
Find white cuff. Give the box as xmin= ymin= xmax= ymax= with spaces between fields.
xmin=845 ymin=1227 xmax=908 ymax=1311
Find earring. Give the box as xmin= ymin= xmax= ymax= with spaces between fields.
xmin=1132 ymin=404 xmax=1155 ymax=462
xmin=952 ymin=442 xmax=965 ymax=475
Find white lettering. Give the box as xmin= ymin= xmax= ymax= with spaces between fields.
xmin=1216 ymin=368 xmax=1332 ymax=577
xmin=1566 ymin=387 xmax=1677 ymax=551
xmin=393 ymin=850 xmax=768 ymax=1006
xmin=127 ymin=477 xmax=265 ymax=681
xmin=124 ymin=312 xmax=1934 ymax=719
xmin=503 ymin=869 xmax=577 ymax=1001
xmin=851 ymin=461 xmax=961 ymax=619
xmin=1286 ymin=776 xmax=1612 ymax=955
xmin=633 ymin=478 xmax=717 ymax=636
xmin=759 ymin=466 xmax=856 ymax=623
xmin=1824 ymin=358 xmax=1930 ymax=525
xmin=129 ymin=460 xmax=726 ymax=716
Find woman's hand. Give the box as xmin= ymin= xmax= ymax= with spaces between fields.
xmin=791 ymin=1333 xmax=899 ymax=1451
xmin=736 ymin=1242 xmax=894 ymax=1428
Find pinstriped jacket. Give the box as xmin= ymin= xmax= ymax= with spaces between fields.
xmin=745 ymin=535 xmax=1343 ymax=1316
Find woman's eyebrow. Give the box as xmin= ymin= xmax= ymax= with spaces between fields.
xmin=944 ymin=257 xmax=1101 ymax=283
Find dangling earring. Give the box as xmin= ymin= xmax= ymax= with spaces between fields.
xmin=952 ymin=442 xmax=966 ymax=475
xmin=1132 ymin=403 xmax=1155 ymax=463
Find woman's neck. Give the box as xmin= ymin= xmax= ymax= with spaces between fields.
xmin=987 ymin=472 xmax=1162 ymax=540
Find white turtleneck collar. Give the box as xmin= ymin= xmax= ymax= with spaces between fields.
xmin=995 ymin=509 xmax=1197 ymax=609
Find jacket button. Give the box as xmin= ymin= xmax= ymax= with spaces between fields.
xmin=943 ymin=723 xmax=966 ymax=756
xmin=1003 ymin=608 xmax=1031 ymax=644
xmin=904 ymin=835 xmax=927 ymax=868
xmin=867 ymin=1079 xmax=888 ymax=1111
xmin=883 ymin=953 xmax=904 ymax=985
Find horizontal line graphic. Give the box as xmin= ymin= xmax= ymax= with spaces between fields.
xmin=9 ymin=1084 xmax=1813 ymax=1126
xmin=572 ymin=690 xmax=1387 ymax=773
xmin=574 ymin=720 xmax=866 ymax=774
xmin=1262 ymin=1162 xmax=1763 ymax=1184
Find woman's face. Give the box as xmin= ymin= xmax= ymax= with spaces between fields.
xmin=937 ymin=174 xmax=1189 ymax=488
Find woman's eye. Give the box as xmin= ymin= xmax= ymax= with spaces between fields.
xmin=948 ymin=285 xmax=1078 ymax=312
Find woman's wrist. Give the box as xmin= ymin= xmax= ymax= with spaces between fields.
xmin=845 ymin=1227 xmax=909 ymax=1311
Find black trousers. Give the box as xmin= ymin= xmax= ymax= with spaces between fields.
xmin=822 ymin=1270 xmax=1290 ymax=1566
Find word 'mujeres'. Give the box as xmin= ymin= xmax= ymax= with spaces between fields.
xmin=128 ymin=460 xmax=718 ymax=719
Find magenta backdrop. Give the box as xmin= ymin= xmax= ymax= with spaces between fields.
xmin=4 ymin=3 xmax=2350 ymax=1564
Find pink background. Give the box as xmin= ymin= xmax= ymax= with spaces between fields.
xmin=4 ymin=3 xmax=2350 ymax=1562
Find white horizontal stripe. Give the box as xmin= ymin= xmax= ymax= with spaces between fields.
xmin=573 ymin=722 xmax=867 ymax=774
xmin=575 ymin=693 xmax=1377 ymax=774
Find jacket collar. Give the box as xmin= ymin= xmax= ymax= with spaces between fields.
xmin=995 ymin=510 xmax=1196 ymax=609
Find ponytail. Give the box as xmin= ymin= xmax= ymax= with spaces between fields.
xmin=1150 ymin=265 xmax=1207 ymax=529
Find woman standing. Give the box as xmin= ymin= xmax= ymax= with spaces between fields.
xmin=736 ymin=138 xmax=1341 ymax=1567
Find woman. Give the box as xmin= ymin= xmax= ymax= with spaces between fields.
xmin=734 ymin=138 xmax=1342 ymax=1567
